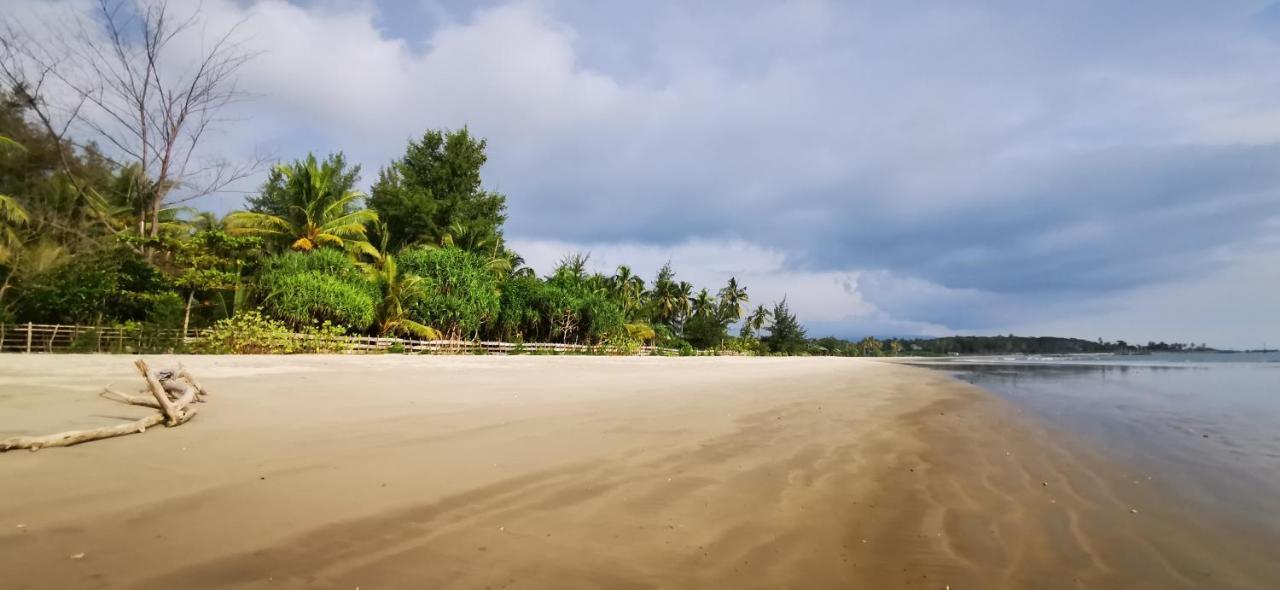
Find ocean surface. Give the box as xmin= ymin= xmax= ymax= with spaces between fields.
xmin=913 ymin=352 xmax=1280 ymax=541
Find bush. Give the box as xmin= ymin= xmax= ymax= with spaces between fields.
xmin=398 ymin=246 xmax=500 ymax=338
xmin=255 ymin=250 xmax=377 ymax=330
xmin=11 ymin=244 xmax=183 ymax=326
xmin=191 ymin=310 xmax=293 ymax=353
xmin=191 ymin=310 xmax=350 ymax=354
xmin=624 ymin=323 xmax=656 ymax=343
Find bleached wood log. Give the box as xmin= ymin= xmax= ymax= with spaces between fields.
xmin=135 ymin=359 xmax=181 ymax=426
xmin=0 ymin=413 xmax=165 ymax=452
xmin=178 ymin=363 xmax=208 ymax=401
xmin=100 ymin=388 xmax=162 ymax=410
xmin=169 ymin=383 xmax=197 ymax=412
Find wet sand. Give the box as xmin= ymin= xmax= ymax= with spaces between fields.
xmin=0 ymin=355 xmax=1274 ymax=589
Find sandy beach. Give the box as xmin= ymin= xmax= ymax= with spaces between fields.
xmin=0 ymin=355 xmax=1275 ymax=589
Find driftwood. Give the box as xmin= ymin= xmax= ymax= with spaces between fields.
xmin=0 ymin=360 xmax=207 ymax=452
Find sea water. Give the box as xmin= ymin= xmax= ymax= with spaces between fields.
xmin=914 ymin=352 xmax=1280 ymax=540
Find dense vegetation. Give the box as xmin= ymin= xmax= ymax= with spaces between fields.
xmin=0 ymin=90 xmax=809 ymax=354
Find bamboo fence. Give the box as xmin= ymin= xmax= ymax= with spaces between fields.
xmin=0 ymin=322 xmax=682 ymax=356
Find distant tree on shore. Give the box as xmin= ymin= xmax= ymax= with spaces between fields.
xmin=764 ymin=298 xmax=807 ymax=354
xmin=368 ymin=129 xmax=507 ymax=253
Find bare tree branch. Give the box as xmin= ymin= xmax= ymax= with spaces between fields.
xmin=1 ymin=0 xmax=260 ymax=248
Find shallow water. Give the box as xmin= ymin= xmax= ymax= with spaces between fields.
xmin=915 ymin=352 xmax=1280 ymax=543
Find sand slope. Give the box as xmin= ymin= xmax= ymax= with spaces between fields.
xmin=0 ymin=355 xmax=1275 ymax=589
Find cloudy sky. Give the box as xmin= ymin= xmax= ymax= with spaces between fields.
xmin=12 ymin=0 xmax=1280 ymax=347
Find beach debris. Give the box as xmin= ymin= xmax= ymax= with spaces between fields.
xmin=69 ymin=553 xmax=85 ymax=560
xmin=0 ymin=360 xmax=208 ymax=452
xmin=15 ymin=524 xmax=26 ymax=529
xmin=1042 ymin=481 xmax=1048 ymax=487
xmin=1130 ymin=509 xmax=1139 ymax=514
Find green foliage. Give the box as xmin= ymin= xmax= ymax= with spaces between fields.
xmin=719 ymin=336 xmax=764 ymax=355
xmin=255 ymin=250 xmax=377 ymax=330
xmin=624 ymin=322 xmax=656 ymax=343
xmin=683 ymin=311 xmax=729 ymax=349
xmin=190 ymin=310 xmax=292 ymax=353
xmin=398 ymin=246 xmax=500 ymax=338
xmin=494 ymin=273 xmax=545 ymax=341
xmin=192 ymin=310 xmax=350 ymax=354
xmin=542 ymin=260 xmax=627 ymax=344
xmin=364 ymin=253 xmax=441 ymax=339
xmin=2 ymin=93 xmax=800 ymax=356
xmin=227 ymin=154 xmax=378 ymax=256
xmin=764 ymin=298 xmax=807 ymax=354
xmin=9 ymin=244 xmax=182 ymax=326
xmin=247 ymin=152 xmax=361 ymax=219
xmin=368 ymin=128 xmax=507 ymax=252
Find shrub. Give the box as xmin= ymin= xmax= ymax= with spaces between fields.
xmin=255 ymin=250 xmax=376 ymax=330
xmin=11 ymin=244 xmax=182 ymax=326
xmin=398 ymin=246 xmax=499 ymax=338
xmin=191 ymin=310 xmax=294 ymax=354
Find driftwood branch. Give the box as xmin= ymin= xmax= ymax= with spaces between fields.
xmin=100 ymin=387 xmax=162 ymax=409
xmin=0 ymin=359 xmax=207 ymax=452
xmin=179 ymin=363 xmax=208 ymax=401
xmin=0 ymin=414 xmax=165 ymax=452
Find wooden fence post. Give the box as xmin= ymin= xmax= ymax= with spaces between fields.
xmin=26 ymin=322 xmax=33 ymax=353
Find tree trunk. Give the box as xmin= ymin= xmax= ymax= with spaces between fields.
xmin=182 ymin=289 xmax=195 ymax=335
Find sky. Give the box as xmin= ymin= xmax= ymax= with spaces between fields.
xmin=9 ymin=0 xmax=1280 ymax=348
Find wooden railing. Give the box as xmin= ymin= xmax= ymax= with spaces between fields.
xmin=0 ymin=322 xmax=680 ymax=356
xmin=0 ymin=323 xmax=198 ymax=354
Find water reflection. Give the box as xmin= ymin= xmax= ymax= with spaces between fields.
xmin=913 ymin=359 xmax=1280 ymax=540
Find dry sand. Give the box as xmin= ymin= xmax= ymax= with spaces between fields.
xmin=0 ymin=355 xmax=1275 ymax=589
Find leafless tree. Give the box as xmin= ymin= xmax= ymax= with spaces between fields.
xmin=0 ymin=0 xmax=262 ymax=245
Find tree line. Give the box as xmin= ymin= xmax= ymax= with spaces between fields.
xmin=2 ymin=109 xmax=822 ymax=353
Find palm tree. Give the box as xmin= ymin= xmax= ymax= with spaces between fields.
xmin=717 ymin=276 xmax=748 ymax=321
xmin=365 ymin=253 xmax=441 ymax=339
xmin=678 ymin=281 xmax=694 ymax=319
xmin=189 ymin=211 xmax=228 ymax=233
xmin=691 ymin=288 xmax=715 ymax=317
xmin=611 ymin=265 xmax=634 ymax=297
xmin=0 ymin=194 xmax=28 ymax=265
xmin=740 ymin=304 xmax=770 ymax=338
xmin=226 ymin=156 xmax=378 ymax=255
xmin=612 ymin=265 xmax=646 ymax=319
xmin=0 ymin=135 xmax=30 ymax=265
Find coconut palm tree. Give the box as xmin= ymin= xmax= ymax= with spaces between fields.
xmin=0 ymin=194 xmax=28 ymax=265
xmin=226 ymin=156 xmax=378 ymax=255
xmin=691 ymin=288 xmax=715 ymax=317
xmin=717 ymin=276 xmax=748 ymax=321
xmin=365 ymin=253 xmax=441 ymax=339
xmin=740 ymin=304 xmax=770 ymax=338
xmin=0 ymin=135 xmax=30 ymax=264
xmin=678 ymin=281 xmax=694 ymax=319
xmin=611 ymin=265 xmax=647 ymax=318
xmin=189 ymin=210 xmax=229 ymax=233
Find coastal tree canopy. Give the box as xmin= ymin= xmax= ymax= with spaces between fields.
xmin=368 ymin=129 xmax=507 ymax=253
